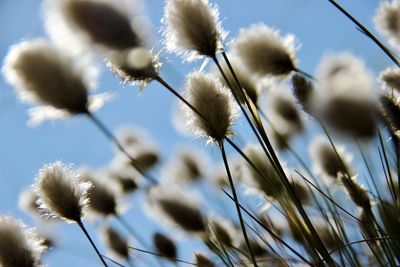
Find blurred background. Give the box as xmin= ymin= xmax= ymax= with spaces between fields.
xmin=0 ymin=0 xmax=387 ymax=266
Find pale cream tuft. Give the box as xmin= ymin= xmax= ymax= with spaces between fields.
xmin=35 ymin=161 xmax=92 ymax=223
xmin=374 ymin=0 xmax=400 ymax=48
xmin=379 ymin=66 xmax=400 ymax=92
xmin=232 ymin=23 xmax=298 ymax=77
xmin=181 ymin=72 xmax=239 ymax=143
xmin=163 ymin=0 xmax=224 ymax=61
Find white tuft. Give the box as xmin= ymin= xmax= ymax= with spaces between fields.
xmin=374 ymin=0 xmax=400 ymax=49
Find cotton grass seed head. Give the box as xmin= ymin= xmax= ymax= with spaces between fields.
xmin=232 ymin=23 xmax=298 ymax=77
xmin=19 ymin=187 xmax=52 ymax=221
xmin=163 ymin=0 xmax=223 ymax=61
xmin=0 ymin=215 xmax=47 ymax=267
xmin=182 ymin=72 xmax=239 ymax=143
xmin=35 ymin=161 xmax=92 ymax=223
xmin=195 ymin=252 xmax=215 ymax=267
xmin=339 ymin=173 xmax=371 ymax=210
xmin=291 ymin=74 xmax=314 ymax=114
xmin=52 ymin=0 xmax=142 ymax=50
xmin=153 ymin=232 xmax=177 ymax=260
xmin=3 ymin=39 xmax=89 ymax=114
xmin=379 ymin=66 xmax=400 ymax=92
xmin=147 ymin=186 xmax=206 ymax=235
xmin=379 ymin=94 xmax=400 ymax=137
xmin=100 ymin=225 xmax=129 ymax=260
xmin=374 ymin=0 xmax=400 ymax=47
xmin=207 ymin=217 xmax=236 ymax=247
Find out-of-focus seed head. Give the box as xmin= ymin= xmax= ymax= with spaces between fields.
xmin=163 ymin=0 xmax=223 ymax=61
xmin=100 ymin=225 xmax=129 ymax=260
xmin=339 ymin=173 xmax=371 ymax=210
xmin=194 ymin=252 xmax=215 ymax=267
xmin=213 ymin=55 xmax=260 ymax=104
xmin=163 ymin=146 xmax=207 ymax=184
xmin=50 ymin=0 xmax=142 ymax=50
xmin=147 ymin=186 xmax=206 ymax=235
xmin=374 ymin=1 xmax=400 ymax=48
xmin=237 ymin=237 xmax=269 ymax=260
xmin=0 ymin=215 xmax=47 ymax=267
xmin=242 ymin=144 xmax=284 ymax=199
xmin=102 ymin=167 xmax=138 ymax=196
xmin=313 ymin=52 xmax=377 ymax=138
xmin=290 ymin=179 xmax=311 ymax=206
xmin=379 ymin=67 xmax=400 ymax=92
xmin=291 ymin=74 xmax=314 ymax=114
xmin=3 ymin=39 xmax=89 ymax=114
xmin=153 ymin=232 xmax=177 ymax=260
xmin=309 ymin=136 xmax=352 ymax=182
xmin=182 ymin=72 xmax=239 ymax=143
xmin=207 ymin=217 xmax=236 ymax=247
xmin=379 ymin=94 xmax=400 ymax=139
xmin=35 ymin=162 xmax=92 ymax=223
xmin=19 ymin=188 xmax=45 ymax=220
xmin=79 ymin=170 xmax=118 ymax=217
xmin=232 ymin=23 xmax=298 ymax=77
xmin=108 ymin=47 xmax=160 ymax=87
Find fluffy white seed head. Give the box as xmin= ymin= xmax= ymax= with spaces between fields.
xmin=379 ymin=66 xmax=400 ymax=92
xmin=147 ymin=186 xmax=206 ymax=235
xmin=35 ymin=162 xmax=92 ymax=223
xmin=313 ymin=52 xmax=377 ymax=138
xmin=0 ymin=215 xmax=47 ymax=267
xmin=100 ymin=225 xmax=129 ymax=260
xmin=107 ymin=47 xmax=160 ymax=87
xmin=44 ymin=0 xmax=143 ymax=52
xmin=3 ymin=39 xmax=89 ymax=114
xmin=309 ymin=136 xmax=353 ymax=182
xmin=181 ymin=72 xmax=239 ymax=143
xmin=232 ymin=23 xmax=298 ymax=77
xmin=374 ymin=0 xmax=400 ymax=48
xmin=163 ymin=0 xmax=223 ymax=61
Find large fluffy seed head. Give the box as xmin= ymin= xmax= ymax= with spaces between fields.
xmin=54 ymin=0 xmax=141 ymax=50
xmin=153 ymin=232 xmax=177 ymax=260
xmin=79 ymin=170 xmax=118 ymax=217
xmin=374 ymin=1 xmax=400 ymax=47
xmin=35 ymin=162 xmax=92 ymax=223
xmin=242 ymin=144 xmax=284 ymax=199
xmin=379 ymin=66 xmax=400 ymax=92
xmin=163 ymin=0 xmax=223 ymax=60
xmin=309 ymin=137 xmax=352 ymax=181
xmin=182 ymin=72 xmax=239 ymax=143
xmin=100 ymin=225 xmax=129 ymax=260
xmin=313 ymin=52 xmax=377 ymax=138
xmin=379 ymin=94 xmax=400 ymax=137
xmin=232 ymin=23 xmax=298 ymax=77
xmin=339 ymin=173 xmax=371 ymax=210
xmin=0 ymin=215 xmax=46 ymax=267
xmin=3 ymin=39 xmax=89 ymax=114
xmin=19 ymin=188 xmax=53 ymax=221
xmin=147 ymin=186 xmax=206 ymax=234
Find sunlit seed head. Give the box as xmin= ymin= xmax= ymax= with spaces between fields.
xmin=147 ymin=186 xmax=206 ymax=234
xmin=379 ymin=94 xmax=400 ymax=137
xmin=374 ymin=1 xmax=400 ymax=47
xmin=309 ymin=136 xmax=352 ymax=181
xmin=19 ymin=187 xmax=57 ymax=222
xmin=291 ymin=74 xmax=314 ymax=114
xmin=379 ymin=67 xmax=400 ymax=92
xmin=163 ymin=0 xmax=223 ymax=61
xmin=213 ymin=54 xmax=260 ymax=104
xmin=232 ymin=23 xmax=298 ymax=77
xmin=242 ymin=144 xmax=284 ymax=199
xmin=35 ymin=161 xmax=92 ymax=223
xmin=100 ymin=225 xmax=129 ymax=260
xmin=59 ymin=0 xmax=142 ymax=50
xmin=79 ymin=170 xmax=118 ymax=217
xmin=339 ymin=173 xmax=371 ymax=210
xmin=181 ymin=72 xmax=239 ymax=143
xmin=153 ymin=232 xmax=177 ymax=260
xmin=0 ymin=215 xmax=47 ymax=267
xmin=194 ymin=252 xmax=215 ymax=267
xmin=108 ymin=47 xmax=160 ymax=87
xmin=3 ymin=39 xmax=89 ymax=114
xmin=313 ymin=52 xmax=377 ymax=138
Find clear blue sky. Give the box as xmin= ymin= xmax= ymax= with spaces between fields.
xmin=0 ymin=0 xmax=388 ymax=266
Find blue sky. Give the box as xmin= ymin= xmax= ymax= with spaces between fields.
xmin=0 ymin=0 xmax=389 ymax=266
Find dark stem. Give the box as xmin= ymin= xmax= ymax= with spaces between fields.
xmin=128 ymin=246 xmax=196 ymax=266
xmin=77 ymin=220 xmax=109 ymax=267
xmin=327 ymin=0 xmax=400 ymax=67
xmin=85 ymin=110 xmax=157 ymax=184
xmin=294 ymin=68 xmax=315 ymax=80
xmin=219 ymin=141 xmax=258 ymax=267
